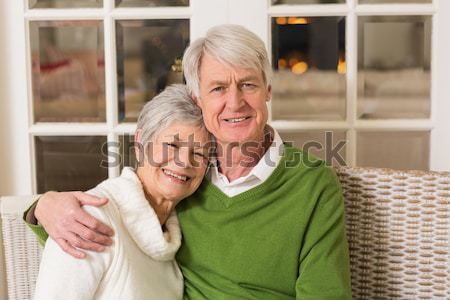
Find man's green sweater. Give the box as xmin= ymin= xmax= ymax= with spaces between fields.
xmin=26 ymin=145 xmax=352 ymax=300
xmin=175 ymin=145 xmax=351 ymax=300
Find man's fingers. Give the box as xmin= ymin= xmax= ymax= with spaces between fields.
xmin=66 ymin=232 xmax=106 ymax=252
xmin=55 ymin=238 xmax=86 ymax=259
xmin=75 ymin=209 xmax=114 ymax=239
xmin=72 ymin=222 xmax=113 ymax=247
xmin=74 ymin=191 xmax=108 ymax=207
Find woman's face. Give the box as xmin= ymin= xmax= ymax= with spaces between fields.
xmin=136 ymin=122 xmax=210 ymax=203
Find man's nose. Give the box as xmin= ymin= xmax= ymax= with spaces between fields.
xmin=225 ymin=85 xmax=244 ymax=110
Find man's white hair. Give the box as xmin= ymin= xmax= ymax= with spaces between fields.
xmin=182 ymin=24 xmax=272 ymax=97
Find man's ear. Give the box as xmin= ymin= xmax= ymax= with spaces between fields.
xmin=134 ymin=129 xmax=143 ymax=166
xmin=266 ymin=85 xmax=272 ymax=102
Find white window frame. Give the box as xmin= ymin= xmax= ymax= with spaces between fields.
xmin=231 ymin=0 xmax=444 ymax=168
xmin=2 ymin=0 xmax=449 ymax=196
xmin=22 ymin=0 xmax=230 ymax=193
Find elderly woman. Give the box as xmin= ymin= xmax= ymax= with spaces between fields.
xmin=33 ymin=84 xmax=211 ymax=300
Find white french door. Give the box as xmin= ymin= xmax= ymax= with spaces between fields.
xmin=1 ymin=0 xmax=449 ymax=196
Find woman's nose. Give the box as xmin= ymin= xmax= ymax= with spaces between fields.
xmin=175 ymin=147 xmax=193 ymax=168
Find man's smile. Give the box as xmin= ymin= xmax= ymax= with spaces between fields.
xmin=223 ymin=116 xmax=251 ymax=123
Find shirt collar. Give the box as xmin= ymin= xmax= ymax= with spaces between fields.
xmin=250 ymin=128 xmax=284 ymax=182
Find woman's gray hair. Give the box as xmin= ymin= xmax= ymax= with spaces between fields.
xmin=182 ymin=24 xmax=272 ymax=97
xmin=136 ymin=84 xmax=205 ymax=147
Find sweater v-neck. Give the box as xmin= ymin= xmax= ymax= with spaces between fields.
xmin=196 ymin=146 xmax=293 ymax=208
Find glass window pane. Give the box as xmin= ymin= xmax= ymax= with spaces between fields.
xmin=119 ymin=134 xmax=137 ymax=170
xmin=30 ymin=21 xmax=105 ymax=122
xmin=116 ymin=0 xmax=189 ymax=7
xmin=279 ymin=130 xmax=347 ymax=166
xmin=116 ymin=19 xmax=189 ymax=122
xmin=35 ymin=136 xmax=108 ymax=193
xmin=358 ymin=16 xmax=431 ymax=119
xmin=272 ymin=0 xmax=345 ymax=4
xmin=29 ymin=0 xmax=102 ymax=8
xmin=359 ymin=0 xmax=431 ymax=3
xmin=356 ymin=131 xmax=430 ymax=170
xmin=272 ymin=17 xmax=346 ymax=121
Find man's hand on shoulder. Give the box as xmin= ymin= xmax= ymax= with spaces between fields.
xmin=35 ymin=191 xmax=114 ymax=259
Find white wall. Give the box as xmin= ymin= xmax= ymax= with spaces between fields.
xmin=0 ymin=0 xmax=32 ymax=197
xmin=0 ymin=0 xmax=12 ymax=197
xmin=0 ymin=2 xmax=10 ymax=298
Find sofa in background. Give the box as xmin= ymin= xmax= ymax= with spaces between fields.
xmin=1 ymin=167 xmax=449 ymax=299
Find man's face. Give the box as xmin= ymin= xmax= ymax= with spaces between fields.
xmin=195 ymin=54 xmax=271 ymax=145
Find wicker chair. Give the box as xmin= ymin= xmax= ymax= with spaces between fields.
xmin=1 ymin=167 xmax=449 ymax=300
xmin=0 ymin=196 xmax=42 ymax=300
xmin=337 ymin=167 xmax=450 ymax=299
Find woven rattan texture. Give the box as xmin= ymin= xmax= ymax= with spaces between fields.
xmin=337 ymin=167 xmax=450 ymax=300
xmin=1 ymin=211 xmax=42 ymax=300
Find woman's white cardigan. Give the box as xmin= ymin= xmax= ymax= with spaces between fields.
xmin=34 ymin=167 xmax=184 ymax=300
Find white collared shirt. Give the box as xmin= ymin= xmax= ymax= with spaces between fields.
xmin=208 ymin=129 xmax=284 ymax=197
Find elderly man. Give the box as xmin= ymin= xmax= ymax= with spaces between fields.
xmin=26 ymin=24 xmax=352 ymax=299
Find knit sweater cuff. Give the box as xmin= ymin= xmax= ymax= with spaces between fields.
xmin=22 ymin=197 xmax=48 ymax=247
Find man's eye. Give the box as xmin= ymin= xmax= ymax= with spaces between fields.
xmin=211 ymin=86 xmax=224 ymax=93
xmin=242 ymin=83 xmax=256 ymax=89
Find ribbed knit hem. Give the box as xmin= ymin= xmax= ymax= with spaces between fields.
xmin=23 ymin=199 xmax=48 ymax=246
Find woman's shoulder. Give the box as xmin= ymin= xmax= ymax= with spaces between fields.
xmin=83 ymin=170 xmax=146 ymax=237
xmin=83 ymin=185 xmax=122 ymax=228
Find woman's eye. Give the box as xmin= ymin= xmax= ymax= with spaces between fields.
xmin=193 ymin=152 xmax=209 ymax=162
xmin=165 ymin=143 xmax=178 ymax=149
xmin=193 ymin=152 xmax=206 ymax=158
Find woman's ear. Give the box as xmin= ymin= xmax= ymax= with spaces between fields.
xmin=192 ymin=94 xmax=203 ymax=109
xmin=134 ymin=129 xmax=143 ymax=167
